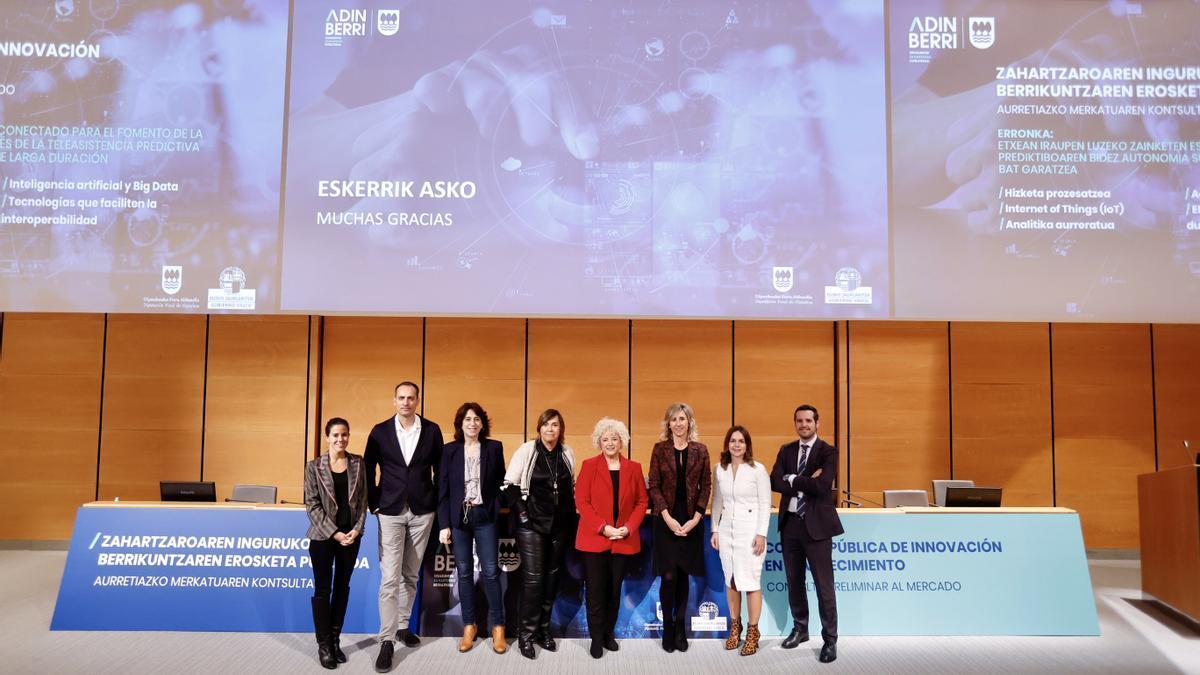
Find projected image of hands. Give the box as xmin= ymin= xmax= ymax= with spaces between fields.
xmin=280 ymin=0 xmax=889 ymax=317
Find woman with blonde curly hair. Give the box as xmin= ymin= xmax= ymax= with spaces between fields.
xmin=574 ymin=417 xmax=648 ymax=658
xmin=646 ymin=402 xmax=711 ymax=653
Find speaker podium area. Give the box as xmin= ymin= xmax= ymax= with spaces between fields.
xmin=1137 ymin=465 xmax=1200 ymax=624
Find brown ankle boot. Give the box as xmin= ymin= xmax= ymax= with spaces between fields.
xmin=491 ymin=625 xmax=507 ymax=654
xmin=459 ymin=624 xmax=478 ymax=652
xmin=740 ymin=624 xmax=760 ymax=656
xmin=724 ymin=618 xmax=742 ymax=650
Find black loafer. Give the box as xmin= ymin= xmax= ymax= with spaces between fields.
xmin=374 ymin=641 xmax=394 ymax=673
xmin=539 ymin=634 xmax=557 ymax=651
xmin=781 ymin=628 xmax=809 ymax=649
xmin=396 ymin=629 xmax=421 ymax=648
xmin=819 ymin=642 xmax=837 ymax=663
xmin=518 ymin=640 xmax=536 ymax=660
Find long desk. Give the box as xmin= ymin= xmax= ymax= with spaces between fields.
xmin=52 ymin=503 xmax=1098 ymax=636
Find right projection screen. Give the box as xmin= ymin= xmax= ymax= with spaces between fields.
xmin=890 ymin=0 xmax=1200 ymax=321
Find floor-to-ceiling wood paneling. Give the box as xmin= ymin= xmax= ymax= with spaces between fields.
xmin=202 ymin=316 xmax=310 ymax=503
xmin=98 ymin=314 xmax=206 ymax=501
xmin=527 ymin=319 xmax=629 ymax=461
xmin=630 ymin=320 xmax=732 ymax=475
xmin=950 ymin=322 xmax=1054 ymax=506
xmin=424 ymin=318 xmax=526 ymax=456
xmin=848 ymin=322 xmax=951 ymax=506
xmin=1152 ymin=324 xmax=1200 ymax=470
xmin=0 ymin=314 xmax=105 ymax=539
xmin=320 ymin=317 xmax=424 ymax=456
xmin=1052 ymin=324 xmax=1156 ymax=548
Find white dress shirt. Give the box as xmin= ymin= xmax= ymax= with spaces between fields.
xmin=393 ymin=414 xmax=422 ymax=465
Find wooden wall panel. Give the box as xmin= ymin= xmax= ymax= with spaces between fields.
xmin=203 ymin=316 xmax=310 ymax=503
xmin=98 ymin=314 xmax=205 ymax=501
xmin=0 ymin=314 xmax=104 ymax=539
xmin=320 ymin=317 xmax=424 ymax=457
xmin=848 ymin=322 xmax=950 ymax=506
xmin=631 ymin=320 xmax=731 ymax=471
xmin=424 ymin=318 xmax=526 ymax=457
xmin=950 ymin=323 xmax=1053 ymax=506
xmin=527 ymin=319 xmax=628 ymax=460
xmin=1053 ymin=324 xmax=1156 ymax=548
xmin=735 ymin=321 xmax=835 ymax=506
xmin=1152 ymin=324 xmax=1200 ymax=470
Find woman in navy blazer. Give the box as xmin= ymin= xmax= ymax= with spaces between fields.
xmin=437 ymin=402 xmax=507 ymax=654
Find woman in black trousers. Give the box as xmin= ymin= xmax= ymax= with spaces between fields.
xmin=304 ymin=417 xmax=368 ymax=669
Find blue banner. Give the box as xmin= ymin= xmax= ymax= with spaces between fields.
xmin=53 ymin=506 xmax=1098 ymax=635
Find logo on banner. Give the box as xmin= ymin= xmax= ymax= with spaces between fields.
xmin=498 ymin=538 xmax=520 ymax=572
xmin=432 ymin=547 xmax=455 ymax=588
xmin=690 ymin=601 xmax=727 ymax=631
xmin=968 ymin=17 xmax=995 ymax=49
xmin=324 ymin=9 xmax=367 ymax=47
xmin=377 ymin=10 xmax=400 ymax=36
xmin=207 ymin=267 xmax=256 ymax=310
xmin=772 ymin=266 xmax=794 ymax=293
xmin=161 ymin=265 xmax=182 ymax=295
xmin=824 ymin=267 xmax=872 ymax=305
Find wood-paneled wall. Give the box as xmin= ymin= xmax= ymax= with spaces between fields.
xmin=2 ymin=313 xmax=1195 ymax=548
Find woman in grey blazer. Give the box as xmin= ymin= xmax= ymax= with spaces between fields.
xmin=305 ymin=417 xmax=368 ymax=669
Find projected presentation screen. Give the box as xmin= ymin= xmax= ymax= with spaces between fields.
xmin=0 ymin=0 xmax=287 ymax=313
xmin=890 ymin=0 xmax=1200 ymax=321
xmin=279 ymin=0 xmax=890 ymax=317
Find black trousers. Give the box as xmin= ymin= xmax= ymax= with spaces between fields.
xmin=515 ymin=527 xmax=568 ymax=641
xmin=581 ymin=551 xmax=629 ymax=641
xmin=781 ymin=516 xmax=837 ymax=643
xmin=658 ymin=564 xmax=691 ymax=631
xmin=309 ymin=536 xmax=362 ymax=630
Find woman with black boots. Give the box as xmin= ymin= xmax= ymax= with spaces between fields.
xmin=304 ymin=417 xmax=368 ymax=669
xmin=647 ymin=402 xmax=712 ymax=653
xmin=502 ymin=408 xmax=576 ymax=660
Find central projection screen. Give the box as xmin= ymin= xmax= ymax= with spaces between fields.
xmin=1 ymin=0 xmax=1199 ymax=322
xmin=279 ymin=0 xmax=890 ymax=317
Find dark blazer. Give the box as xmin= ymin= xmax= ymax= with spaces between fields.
xmin=437 ymin=438 xmax=505 ymax=528
xmin=575 ymin=454 xmax=649 ymax=555
xmin=647 ymin=440 xmax=712 ymax=519
xmin=364 ymin=414 xmax=444 ymax=516
xmin=304 ymin=452 xmax=368 ymax=541
xmin=770 ymin=437 xmax=844 ymax=540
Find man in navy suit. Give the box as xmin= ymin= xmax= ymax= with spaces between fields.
xmin=770 ymin=404 xmax=843 ymax=664
xmin=365 ymin=381 xmax=443 ymax=672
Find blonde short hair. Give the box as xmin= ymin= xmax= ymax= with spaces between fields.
xmin=591 ymin=417 xmax=630 ymax=451
xmin=659 ymin=402 xmax=699 ymax=443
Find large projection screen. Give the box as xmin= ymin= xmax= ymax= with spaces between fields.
xmin=0 ymin=0 xmax=287 ymax=313
xmin=279 ymin=0 xmax=890 ymax=318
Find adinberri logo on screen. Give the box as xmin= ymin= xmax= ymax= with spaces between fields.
xmin=324 ymin=8 xmax=398 ymax=47
xmin=208 ymin=267 xmax=256 ymax=311
xmin=907 ymin=15 xmax=995 ymax=63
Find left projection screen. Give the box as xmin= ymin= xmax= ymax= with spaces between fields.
xmin=280 ymin=0 xmax=889 ymax=318
xmin=0 ymin=0 xmax=288 ymax=312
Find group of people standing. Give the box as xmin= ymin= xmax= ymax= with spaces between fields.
xmin=303 ymin=382 xmax=842 ymax=672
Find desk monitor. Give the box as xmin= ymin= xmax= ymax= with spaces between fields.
xmin=160 ymin=481 xmax=216 ymax=502
xmin=944 ymin=486 xmax=1002 ymax=508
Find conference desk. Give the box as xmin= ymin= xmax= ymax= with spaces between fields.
xmin=52 ymin=502 xmax=1098 ymax=636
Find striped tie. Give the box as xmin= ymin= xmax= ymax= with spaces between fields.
xmin=796 ymin=444 xmax=810 ymax=518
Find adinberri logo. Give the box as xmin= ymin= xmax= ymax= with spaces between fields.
xmin=907 ymin=15 xmax=996 ymax=63
xmin=324 ymin=8 xmax=398 ymax=46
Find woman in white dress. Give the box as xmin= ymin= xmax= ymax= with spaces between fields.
xmin=709 ymin=425 xmax=771 ymax=656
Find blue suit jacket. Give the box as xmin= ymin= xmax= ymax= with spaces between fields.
xmin=437 ymin=438 xmax=505 ymax=528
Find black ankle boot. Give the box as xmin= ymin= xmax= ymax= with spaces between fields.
xmin=330 ymin=627 xmax=347 ymax=664
xmin=675 ymin=617 xmax=689 ymax=652
xmin=311 ymin=597 xmax=337 ymax=669
xmin=661 ymin=619 xmax=676 ymax=653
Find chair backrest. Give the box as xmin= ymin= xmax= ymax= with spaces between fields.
xmin=882 ymin=489 xmax=929 ymax=508
xmin=230 ymin=484 xmax=277 ymax=504
xmin=931 ymin=479 xmax=975 ymax=507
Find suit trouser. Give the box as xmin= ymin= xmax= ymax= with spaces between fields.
xmin=781 ymin=515 xmax=838 ymax=644
xmin=377 ymin=508 xmax=435 ymax=642
xmin=515 ymin=527 xmax=567 ymax=642
xmin=581 ymin=551 xmax=629 ymax=641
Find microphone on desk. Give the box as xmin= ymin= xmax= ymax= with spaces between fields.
xmin=841 ymin=489 xmax=885 ymax=508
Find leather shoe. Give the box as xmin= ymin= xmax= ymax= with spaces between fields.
xmin=819 ymin=642 xmax=837 ymax=663
xmin=538 ymin=633 xmax=557 ymax=651
xmin=518 ymin=639 xmax=536 ymax=660
xmin=374 ymin=641 xmax=394 ymax=673
xmin=317 ymin=641 xmax=337 ymax=670
xmin=330 ymin=629 xmax=347 ymax=664
xmin=781 ymin=628 xmax=809 ymax=649
xmin=396 ymin=628 xmax=421 ymax=648
xmin=491 ymin=625 xmax=507 ymax=654
xmin=603 ymin=633 xmax=619 ymax=651
xmin=458 ymin=624 xmax=477 ymax=653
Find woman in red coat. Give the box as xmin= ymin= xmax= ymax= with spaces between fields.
xmin=574 ymin=417 xmax=648 ymax=659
